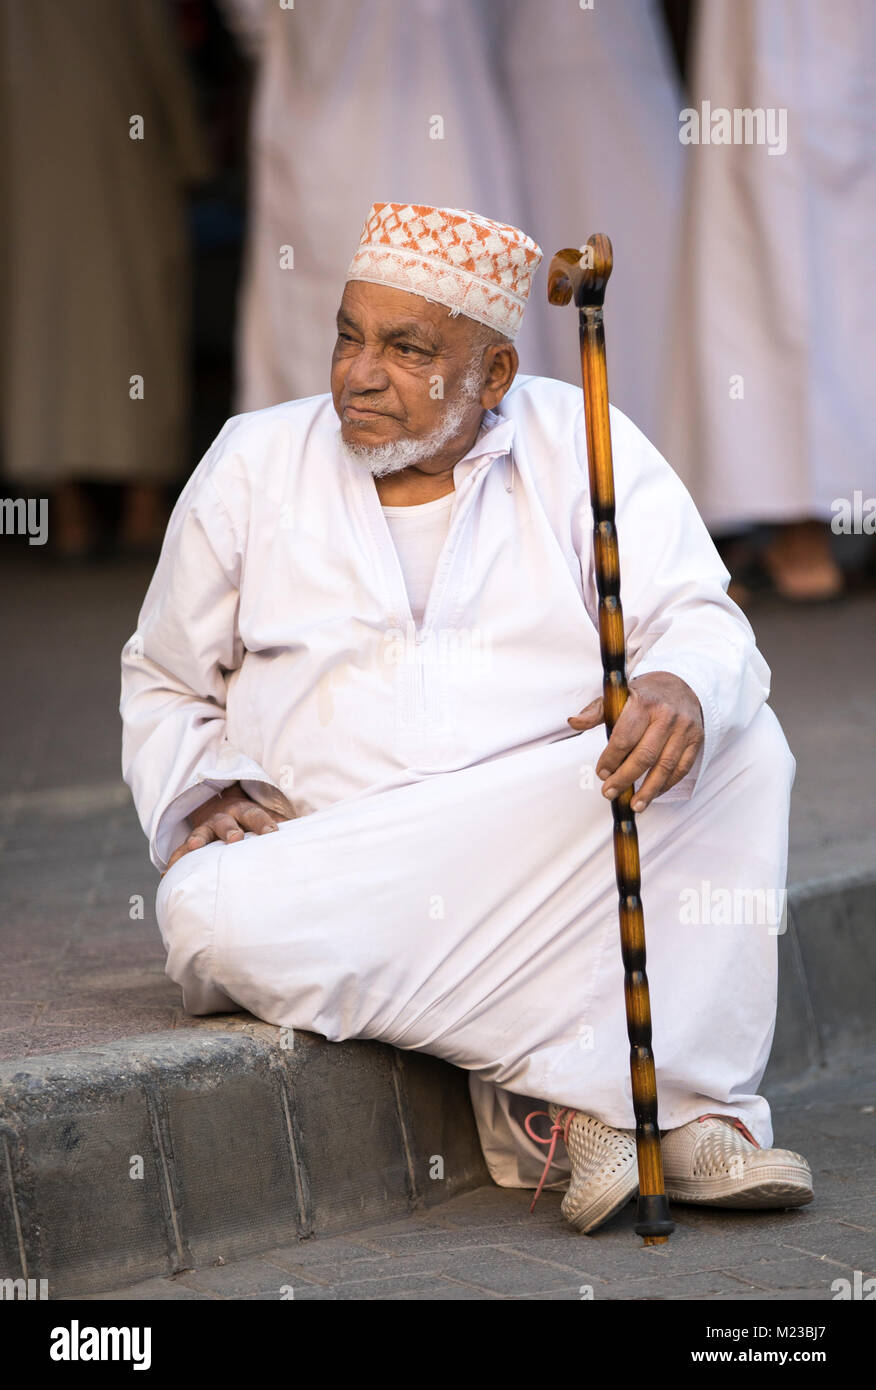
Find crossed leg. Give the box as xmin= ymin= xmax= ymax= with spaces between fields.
xmin=156 ymin=704 xmax=794 ymax=1186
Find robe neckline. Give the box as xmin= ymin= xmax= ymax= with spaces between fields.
xmin=344 ymin=408 xmax=517 ymax=639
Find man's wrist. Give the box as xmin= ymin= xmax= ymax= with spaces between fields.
xmin=186 ymin=780 xmax=243 ymax=826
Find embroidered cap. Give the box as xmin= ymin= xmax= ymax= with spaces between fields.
xmin=346 ymin=202 xmax=543 ymax=340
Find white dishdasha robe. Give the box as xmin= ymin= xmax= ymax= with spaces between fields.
xmin=501 ymin=0 xmax=685 ymax=446
xmin=120 ymin=374 xmax=795 ymax=1188
xmin=661 ymin=0 xmax=876 ymax=529
xmin=218 ymin=0 xmax=683 ymax=441
xmin=217 ymin=0 xmax=526 ymax=411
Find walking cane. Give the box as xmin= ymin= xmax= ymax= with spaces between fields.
xmin=549 ymin=235 xmax=674 ymax=1246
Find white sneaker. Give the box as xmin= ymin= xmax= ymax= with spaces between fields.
xmin=525 ymin=1104 xmax=639 ymax=1233
xmin=661 ymin=1114 xmax=814 ymax=1209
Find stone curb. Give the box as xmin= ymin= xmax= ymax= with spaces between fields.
xmin=0 ymin=1024 xmax=488 ymax=1297
xmin=0 ymin=870 xmax=872 ymax=1297
xmin=766 ymin=869 xmax=876 ymax=1084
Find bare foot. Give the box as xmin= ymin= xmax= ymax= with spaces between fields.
xmin=52 ymin=482 xmax=96 ymax=558
xmin=762 ymin=520 xmax=844 ymax=602
xmin=118 ymin=485 xmax=170 ymax=551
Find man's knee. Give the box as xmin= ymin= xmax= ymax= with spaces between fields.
xmin=734 ymin=704 xmax=796 ymax=791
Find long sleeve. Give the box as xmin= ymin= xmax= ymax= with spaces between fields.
xmin=120 ymin=427 xmax=282 ymax=871
xmin=577 ymin=407 xmax=771 ymax=795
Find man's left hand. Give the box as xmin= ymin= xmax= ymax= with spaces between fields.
xmin=569 ymin=672 xmax=704 ymax=811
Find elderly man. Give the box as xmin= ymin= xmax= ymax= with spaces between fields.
xmin=121 ymin=204 xmax=812 ymax=1234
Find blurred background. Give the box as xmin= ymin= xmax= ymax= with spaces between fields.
xmin=2 ymin=0 xmax=874 ymax=599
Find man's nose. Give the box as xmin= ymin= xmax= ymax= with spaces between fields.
xmin=343 ymin=345 xmax=390 ymax=396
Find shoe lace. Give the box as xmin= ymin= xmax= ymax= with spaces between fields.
xmin=523 ymin=1107 xmax=575 ymax=1214
xmin=523 ymin=1111 xmax=758 ymax=1216
xmin=698 ymin=1113 xmax=761 ymax=1148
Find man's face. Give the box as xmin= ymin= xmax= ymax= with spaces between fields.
xmin=331 ymin=282 xmax=507 ymax=474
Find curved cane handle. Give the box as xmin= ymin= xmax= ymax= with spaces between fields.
xmin=547 ymin=235 xmax=613 ymax=309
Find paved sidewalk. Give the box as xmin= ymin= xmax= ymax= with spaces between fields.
xmin=2 ymin=548 xmax=874 ymax=1304
xmin=78 ymin=1056 xmax=876 ymax=1301
xmin=1 ymin=550 xmax=874 ymax=1060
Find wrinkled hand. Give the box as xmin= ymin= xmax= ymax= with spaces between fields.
xmin=569 ymin=672 xmax=704 ymax=811
xmin=164 ymin=782 xmax=288 ymax=872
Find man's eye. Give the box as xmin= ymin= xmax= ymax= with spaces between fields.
xmin=337 ymin=332 xmax=357 ymax=343
xmin=395 ymin=343 xmax=424 ymax=356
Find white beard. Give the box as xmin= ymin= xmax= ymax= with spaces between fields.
xmin=341 ymin=362 xmax=483 ymax=478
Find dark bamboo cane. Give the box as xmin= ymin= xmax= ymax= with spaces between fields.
xmin=548 ymin=236 xmax=674 ymax=1245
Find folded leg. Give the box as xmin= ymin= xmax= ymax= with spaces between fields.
xmin=156 ymin=705 xmax=794 ymax=1186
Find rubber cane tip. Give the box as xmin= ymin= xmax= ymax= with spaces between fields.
xmin=635 ymin=1192 xmax=675 ymax=1242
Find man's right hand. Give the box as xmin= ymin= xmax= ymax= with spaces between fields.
xmin=164 ymin=782 xmax=287 ymax=873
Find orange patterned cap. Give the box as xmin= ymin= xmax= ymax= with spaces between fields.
xmin=346 ymin=202 xmax=542 ymax=339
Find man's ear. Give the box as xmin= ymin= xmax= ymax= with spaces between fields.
xmin=481 ymin=343 xmax=518 ymax=409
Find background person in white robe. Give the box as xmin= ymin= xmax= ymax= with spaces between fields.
xmin=121 ymin=203 xmax=812 ymax=1233
xmin=218 ymin=0 xmax=534 ymax=411
xmin=501 ymin=0 xmax=685 ymax=444
xmin=220 ymin=0 xmax=684 ymax=443
xmin=661 ymin=0 xmax=876 ymax=602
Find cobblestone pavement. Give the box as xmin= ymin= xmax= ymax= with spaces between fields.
xmin=76 ymin=1056 xmax=875 ymax=1301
